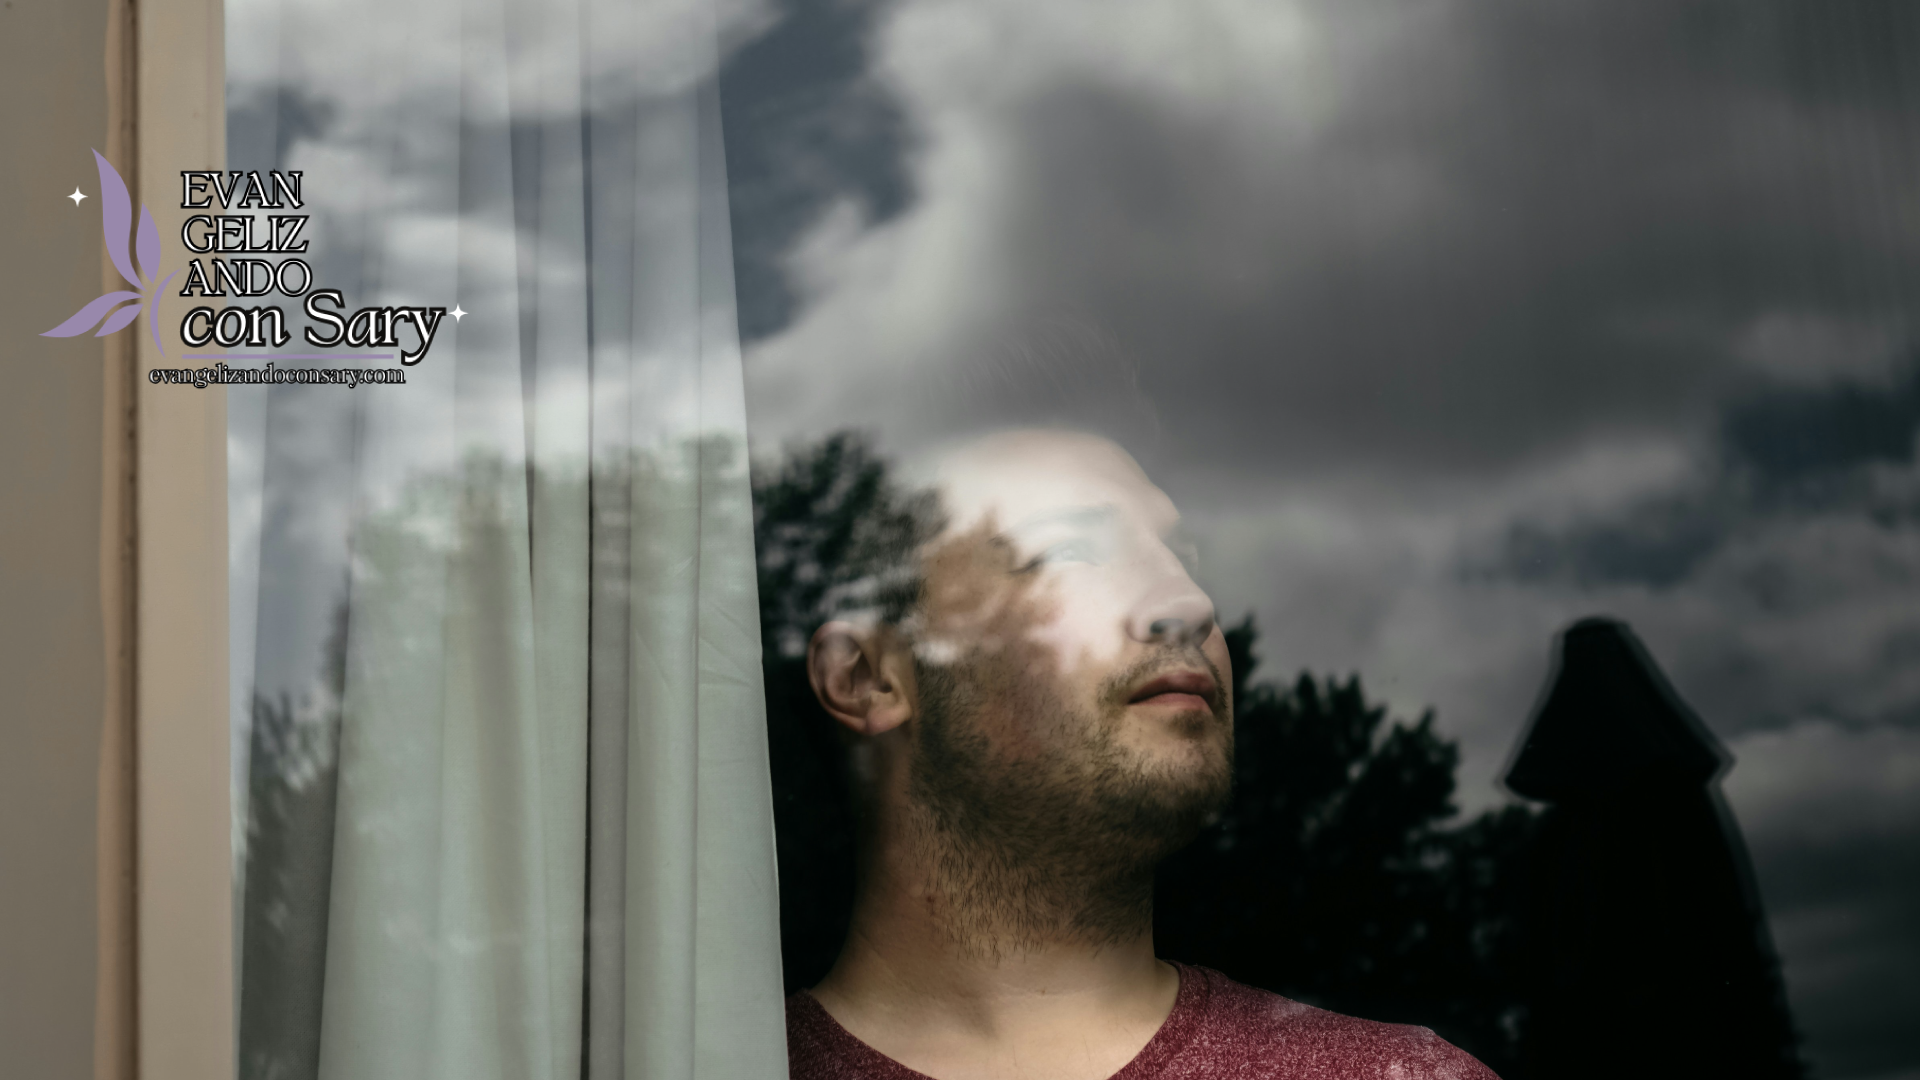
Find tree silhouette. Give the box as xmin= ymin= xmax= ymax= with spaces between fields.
xmin=1156 ymin=621 xmax=1539 ymax=1076
xmin=753 ymin=433 xmax=1540 ymax=1076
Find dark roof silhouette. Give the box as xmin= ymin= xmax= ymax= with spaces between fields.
xmin=1500 ymin=616 xmax=1805 ymax=1077
xmin=1505 ymin=617 xmax=1730 ymax=800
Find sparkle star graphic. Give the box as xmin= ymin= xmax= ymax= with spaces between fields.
xmin=67 ymin=187 xmax=87 ymax=205
xmin=450 ymin=304 xmax=468 ymax=322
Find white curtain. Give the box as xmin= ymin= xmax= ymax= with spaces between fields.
xmin=226 ymin=0 xmax=787 ymax=1077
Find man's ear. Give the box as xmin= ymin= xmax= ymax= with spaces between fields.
xmin=808 ymin=620 xmax=914 ymax=737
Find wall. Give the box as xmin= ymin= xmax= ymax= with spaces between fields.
xmin=0 ymin=1 xmax=117 ymax=1078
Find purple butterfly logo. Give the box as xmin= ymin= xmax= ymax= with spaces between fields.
xmin=43 ymin=150 xmax=178 ymax=355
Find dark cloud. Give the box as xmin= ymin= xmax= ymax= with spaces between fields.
xmin=1730 ymin=717 xmax=1920 ymax=1079
xmin=972 ymin=0 xmax=1920 ymax=479
xmin=1761 ymin=842 xmax=1920 ymax=1079
xmin=1491 ymin=359 xmax=1920 ymax=590
xmin=721 ymin=0 xmax=914 ymax=340
xmin=1774 ymin=1 xmax=1920 ymax=112
xmin=228 ymin=84 xmax=337 ymax=175
xmin=1725 ymin=365 xmax=1920 ymax=482
xmin=1498 ymin=497 xmax=1733 ymax=591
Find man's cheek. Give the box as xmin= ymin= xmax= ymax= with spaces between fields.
xmin=967 ymin=654 xmax=1064 ymax=758
xmin=1026 ymin=598 xmax=1128 ymax=675
xmin=922 ymin=564 xmax=1060 ymax=655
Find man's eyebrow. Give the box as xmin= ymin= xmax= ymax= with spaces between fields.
xmin=1003 ymin=504 xmax=1120 ymax=537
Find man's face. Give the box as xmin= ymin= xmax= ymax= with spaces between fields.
xmin=904 ymin=431 xmax=1234 ymax=857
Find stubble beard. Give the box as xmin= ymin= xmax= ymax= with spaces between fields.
xmin=904 ymin=647 xmax=1233 ymax=960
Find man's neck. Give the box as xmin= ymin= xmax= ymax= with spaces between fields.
xmin=807 ymin=814 xmax=1181 ymax=1080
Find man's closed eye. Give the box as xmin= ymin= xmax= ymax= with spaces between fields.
xmin=1022 ymin=537 xmax=1105 ymax=570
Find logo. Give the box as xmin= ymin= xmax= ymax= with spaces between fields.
xmin=40 ymin=152 xmax=458 ymax=381
xmin=42 ymin=151 xmax=176 ymax=354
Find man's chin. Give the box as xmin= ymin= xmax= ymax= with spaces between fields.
xmin=1109 ymin=740 xmax=1233 ymax=840
xmin=1118 ymin=705 xmax=1232 ymax=770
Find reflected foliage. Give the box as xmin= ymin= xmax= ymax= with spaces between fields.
xmin=754 ymin=433 xmax=1540 ymax=1075
xmin=754 ymin=434 xmax=932 ymax=992
xmin=239 ymin=609 xmax=344 ymax=1080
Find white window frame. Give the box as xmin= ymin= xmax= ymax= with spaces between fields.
xmin=130 ymin=2 xmax=234 ymax=1078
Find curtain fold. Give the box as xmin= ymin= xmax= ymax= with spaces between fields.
xmin=228 ymin=0 xmax=787 ymax=1077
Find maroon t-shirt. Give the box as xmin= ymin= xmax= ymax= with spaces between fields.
xmin=786 ymin=963 xmax=1500 ymax=1079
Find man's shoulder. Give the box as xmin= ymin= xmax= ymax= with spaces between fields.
xmin=1167 ymin=965 xmax=1501 ymax=1079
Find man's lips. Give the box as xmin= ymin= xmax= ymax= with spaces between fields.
xmin=1127 ymin=670 xmax=1219 ymax=712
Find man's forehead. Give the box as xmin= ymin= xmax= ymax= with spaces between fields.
xmin=928 ymin=430 xmax=1178 ymax=533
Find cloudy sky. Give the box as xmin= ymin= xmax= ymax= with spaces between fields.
xmin=719 ymin=1 xmax=1920 ymax=1076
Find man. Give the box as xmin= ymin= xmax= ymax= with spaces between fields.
xmin=791 ymin=429 xmax=1497 ymax=1080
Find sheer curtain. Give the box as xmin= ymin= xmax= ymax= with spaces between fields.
xmin=225 ymin=0 xmax=786 ymax=1077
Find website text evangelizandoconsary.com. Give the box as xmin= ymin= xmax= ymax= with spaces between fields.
xmin=147 ymin=363 xmax=406 ymax=388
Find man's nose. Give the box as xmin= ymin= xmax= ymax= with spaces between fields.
xmin=1125 ymin=573 xmax=1218 ymax=646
